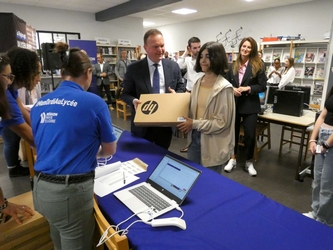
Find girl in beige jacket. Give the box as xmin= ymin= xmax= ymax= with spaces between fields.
xmin=177 ymin=42 xmax=235 ymax=173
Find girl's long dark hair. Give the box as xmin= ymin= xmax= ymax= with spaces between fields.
xmin=0 ymin=55 xmax=11 ymax=119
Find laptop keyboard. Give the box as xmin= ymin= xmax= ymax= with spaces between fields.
xmin=129 ymin=185 xmax=172 ymax=211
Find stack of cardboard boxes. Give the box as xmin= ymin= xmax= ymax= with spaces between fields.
xmin=0 ymin=192 xmax=53 ymax=250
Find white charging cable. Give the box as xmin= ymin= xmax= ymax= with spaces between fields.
xmin=97 ymin=209 xmax=153 ymax=247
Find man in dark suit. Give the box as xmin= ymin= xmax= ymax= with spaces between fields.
xmin=93 ymin=53 xmax=113 ymax=106
xmin=122 ymin=29 xmax=185 ymax=149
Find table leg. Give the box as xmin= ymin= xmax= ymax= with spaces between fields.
xmin=295 ymin=128 xmax=306 ymax=181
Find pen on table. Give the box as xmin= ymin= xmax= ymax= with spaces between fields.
xmin=123 ymin=171 xmax=126 ymax=184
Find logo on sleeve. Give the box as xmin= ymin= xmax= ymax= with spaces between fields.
xmin=40 ymin=112 xmax=58 ymax=124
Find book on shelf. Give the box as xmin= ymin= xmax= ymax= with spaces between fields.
xmin=226 ymin=53 xmax=233 ymax=63
xmin=105 ymin=58 xmax=116 ymax=64
xmin=295 ymin=67 xmax=303 ymax=78
xmin=317 ymin=49 xmax=327 ymax=63
xmin=313 ymin=81 xmax=324 ymax=96
xmin=273 ymin=52 xmax=281 ymax=60
xmin=315 ymin=67 xmax=325 ymax=79
xmin=304 ymin=66 xmax=314 ymax=78
xmin=305 ymin=52 xmax=316 ymax=63
xmin=264 ymin=53 xmax=272 ymax=62
xmin=98 ymin=47 xmax=113 ymax=55
xmin=283 ymin=53 xmax=290 ymax=61
xmin=294 ymin=52 xmax=305 ymax=63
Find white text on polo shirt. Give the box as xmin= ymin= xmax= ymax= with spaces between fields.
xmin=35 ymin=98 xmax=78 ymax=107
xmin=40 ymin=112 xmax=58 ymax=123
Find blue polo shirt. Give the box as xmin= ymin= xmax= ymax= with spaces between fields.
xmin=0 ymin=86 xmax=25 ymax=134
xmin=31 ymin=80 xmax=117 ymax=174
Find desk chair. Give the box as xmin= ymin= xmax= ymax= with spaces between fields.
xmin=23 ymin=140 xmax=37 ymax=190
xmin=279 ymin=125 xmax=313 ymax=161
xmin=94 ymin=197 xmax=129 ymax=250
xmin=239 ymin=120 xmax=271 ymax=162
xmin=116 ymin=99 xmax=131 ymax=121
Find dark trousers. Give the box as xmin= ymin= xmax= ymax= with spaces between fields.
xmin=143 ymin=127 xmax=172 ymax=150
xmin=234 ymin=113 xmax=258 ymax=161
xmin=97 ymin=83 xmax=112 ymax=104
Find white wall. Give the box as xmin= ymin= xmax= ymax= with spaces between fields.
xmin=155 ymin=0 xmax=333 ymax=53
xmin=1 ymin=0 xmax=332 ymax=53
xmin=0 ymin=3 xmax=144 ymax=46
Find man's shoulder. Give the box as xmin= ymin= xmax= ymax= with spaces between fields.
xmin=163 ymin=58 xmax=179 ymax=67
xmin=129 ymin=58 xmax=146 ymax=69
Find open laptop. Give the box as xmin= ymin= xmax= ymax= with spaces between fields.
xmin=112 ymin=124 xmax=124 ymax=142
xmin=114 ymin=155 xmax=202 ymax=221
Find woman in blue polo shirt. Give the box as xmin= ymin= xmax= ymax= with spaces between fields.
xmin=31 ymin=42 xmax=117 ymax=250
xmin=0 ymin=48 xmax=41 ymax=178
xmin=0 ymin=55 xmax=35 ymax=224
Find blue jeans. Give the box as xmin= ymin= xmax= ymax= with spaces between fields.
xmin=188 ymin=130 xmax=222 ymax=174
xmin=312 ymin=126 xmax=333 ymax=227
xmin=33 ymin=176 xmax=95 ymax=250
xmin=1 ymin=126 xmax=21 ymax=168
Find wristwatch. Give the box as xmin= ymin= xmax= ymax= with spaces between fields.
xmin=322 ymin=141 xmax=331 ymax=150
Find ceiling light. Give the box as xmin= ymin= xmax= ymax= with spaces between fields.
xmin=172 ymin=8 xmax=197 ymax=15
xmin=143 ymin=21 xmax=155 ymax=27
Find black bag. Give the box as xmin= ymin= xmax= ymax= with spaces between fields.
xmin=115 ymin=86 xmax=123 ymax=100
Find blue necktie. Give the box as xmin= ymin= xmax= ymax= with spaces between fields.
xmin=153 ymin=63 xmax=160 ymax=93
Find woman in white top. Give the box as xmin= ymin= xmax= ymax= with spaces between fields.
xmin=267 ymin=58 xmax=284 ymax=84
xmin=278 ymin=57 xmax=295 ymax=89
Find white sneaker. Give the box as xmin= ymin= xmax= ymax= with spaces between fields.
xmin=224 ymin=159 xmax=237 ymax=173
xmin=302 ymin=211 xmax=315 ymax=219
xmin=245 ymin=162 xmax=257 ymax=177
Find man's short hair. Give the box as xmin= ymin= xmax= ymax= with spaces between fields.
xmin=188 ymin=37 xmax=200 ymax=48
xmin=144 ymin=29 xmax=163 ymax=45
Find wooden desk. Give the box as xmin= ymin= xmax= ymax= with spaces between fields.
xmin=258 ymin=111 xmax=316 ymax=180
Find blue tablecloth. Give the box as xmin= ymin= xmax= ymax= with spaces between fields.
xmin=97 ymin=131 xmax=333 ymax=250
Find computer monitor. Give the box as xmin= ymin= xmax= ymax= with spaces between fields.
xmin=285 ymin=85 xmax=311 ymax=109
xmin=265 ymin=86 xmax=279 ymax=105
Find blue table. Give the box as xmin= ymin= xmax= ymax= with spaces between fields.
xmin=97 ymin=130 xmax=333 ymax=249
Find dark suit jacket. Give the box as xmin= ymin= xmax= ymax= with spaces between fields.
xmin=122 ymin=58 xmax=185 ymax=137
xmin=92 ymin=62 xmax=113 ymax=86
xmin=225 ymin=63 xmax=267 ymax=114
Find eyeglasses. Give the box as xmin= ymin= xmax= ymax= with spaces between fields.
xmin=1 ymin=73 xmax=15 ymax=82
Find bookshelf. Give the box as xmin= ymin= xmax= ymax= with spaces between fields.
xmin=116 ymin=45 xmax=137 ymax=62
xmin=261 ymin=40 xmax=329 ymax=104
xmin=226 ymin=51 xmax=238 ymax=64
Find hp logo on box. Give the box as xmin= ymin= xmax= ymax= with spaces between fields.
xmin=141 ymin=100 xmax=158 ymax=115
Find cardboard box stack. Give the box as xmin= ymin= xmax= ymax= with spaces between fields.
xmin=0 ymin=191 xmax=53 ymax=250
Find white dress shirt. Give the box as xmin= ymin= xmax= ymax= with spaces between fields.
xmin=177 ymin=56 xmax=204 ymax=92
xmin=278 ymin=67 xmax=296 ymax=89
xmin=147 ymin=57 xmax=165 ymax=93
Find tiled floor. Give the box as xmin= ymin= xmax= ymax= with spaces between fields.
xmin=0 ymin=107 xmax=313 ymax=213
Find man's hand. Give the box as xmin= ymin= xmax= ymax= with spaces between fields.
xmin=101 ymin=72 xmax=107 ymax=77
xmin=168 ymin=87 xmax=176 ymax=93
xmin=133 ymin=99 xmax=142 ymax=110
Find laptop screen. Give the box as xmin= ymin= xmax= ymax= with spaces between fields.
xmin=147 ymin=155 xmax=201 ymax=204
xmin=112 ymin=125 xmax=124 ymax=142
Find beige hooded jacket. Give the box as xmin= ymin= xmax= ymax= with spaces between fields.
xmin=187 ymin=74 xmax=235 ymax=167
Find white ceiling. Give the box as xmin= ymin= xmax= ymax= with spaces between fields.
xmin=0 ymin=0 xmax=314 ymax=27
